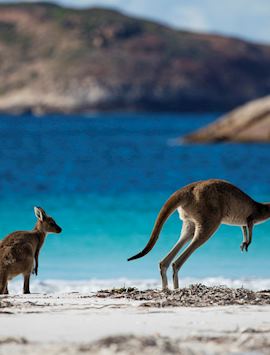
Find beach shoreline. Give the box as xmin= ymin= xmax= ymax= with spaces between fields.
xmin=1 ymin=286 xmax=270 ymax=354
xmin=6 ymin=276 xmax=270 ymax=294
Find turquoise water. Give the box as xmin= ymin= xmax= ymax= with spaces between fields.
xmin=0 ymin=113 xmax=270 ymax=290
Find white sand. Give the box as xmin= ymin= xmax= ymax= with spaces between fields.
xmin=1 ymin=292 xmax=270 ymax=354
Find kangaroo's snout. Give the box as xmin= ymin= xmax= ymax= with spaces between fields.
xmin=34 ymin=206 xmax=62 ymax=234
xmin=47 ymin=221 xmax=62 ymax=234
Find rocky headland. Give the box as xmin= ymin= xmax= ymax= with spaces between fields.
xmin=1 ymin=3 xmax=270 ymax=114
xmin=183 ymin=95 xmax=270 ymax=142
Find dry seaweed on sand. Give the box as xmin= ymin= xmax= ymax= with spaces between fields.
xmin=95 ymin=284 xmax=270 ymax=307
xmin=0 ymin=298 xmax=14 ymax=311
xmin=0 ymin=337 xmax=28 ymax=345
xmin=1 ymin=334 xmax=270 ymax=355
xmin=79 ymin=335 xmax=181 ymax=355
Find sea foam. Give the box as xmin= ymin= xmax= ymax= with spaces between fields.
xmin=7 ymin=277 xmax=270 ymax=294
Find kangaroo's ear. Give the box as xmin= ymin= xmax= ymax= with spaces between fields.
xmin=34 ymin=207 xmax=46 ymax=221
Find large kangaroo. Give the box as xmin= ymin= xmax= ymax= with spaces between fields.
xmin=0 ymin=207 xmax=62 ymax=294
xmin=128 ymin=179 xmax=270 ymax=289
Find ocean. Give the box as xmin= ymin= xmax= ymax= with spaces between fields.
xmin=1 ymin=112 xmax=270 ymax=292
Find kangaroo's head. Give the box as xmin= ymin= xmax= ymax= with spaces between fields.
xmin=34 ymin=206 xmax=62 ymax=234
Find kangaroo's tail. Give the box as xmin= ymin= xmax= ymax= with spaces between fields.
xmin=127 ymin=190 xmax=183 ymax=261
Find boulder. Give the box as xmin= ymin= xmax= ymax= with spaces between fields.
xmin=183 ymin=96 xmax=270 ymax=143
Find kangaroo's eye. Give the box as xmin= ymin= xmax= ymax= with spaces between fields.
xmin=49 ymin=222 xmax=55 ymax=226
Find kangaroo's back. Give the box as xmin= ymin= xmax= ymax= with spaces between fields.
xmin=204 ymin=180 xmax=258 ymax=225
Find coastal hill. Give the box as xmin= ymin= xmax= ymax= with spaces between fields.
xmin=1 ymin=3 xmax=270 ymax=114
xmin=182 ymin=95 xmax=270 ymax=142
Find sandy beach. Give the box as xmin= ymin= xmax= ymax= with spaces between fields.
xmin=1 ymin=285 xmax=270 ymax=354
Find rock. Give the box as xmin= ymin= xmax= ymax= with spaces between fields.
xmin=183 ymin=95 xmax=270 ymax=142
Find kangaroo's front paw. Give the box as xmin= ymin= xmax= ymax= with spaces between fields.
xmin=32 ymin=267 xmax=38 ymax=276
xmin=240 ymin=242 xmax=248 ymax=252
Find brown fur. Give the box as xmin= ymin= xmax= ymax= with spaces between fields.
xmin=0 ymin=207 xmax=62 ymax=294
xmin=128 ymin=179 xmax=270 ymax=289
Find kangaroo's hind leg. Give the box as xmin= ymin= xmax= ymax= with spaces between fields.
xmin=159 ymin=220 xmax=195 ymax=290
xmin=0 ymin=271 xmax=8 ymax=295
xmin=22 ymin=246 xmax=35 ymax=294
xmin=172 ymin=221 xmax=220 ymax=289
xmin=23 ymin=273 xmax=31 ymax=294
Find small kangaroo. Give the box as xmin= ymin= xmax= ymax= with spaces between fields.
xmin=128 ymin=179 xmax=270 ymax=290
xmin=0 ymin=207 xmax=62 ymax=295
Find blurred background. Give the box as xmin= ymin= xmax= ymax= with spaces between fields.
xmin=0 ymin=0 xmax=269 ymax=291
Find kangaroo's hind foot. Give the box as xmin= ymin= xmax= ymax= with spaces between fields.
xmin=4 ymin=285 xmax=9 ymax=294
